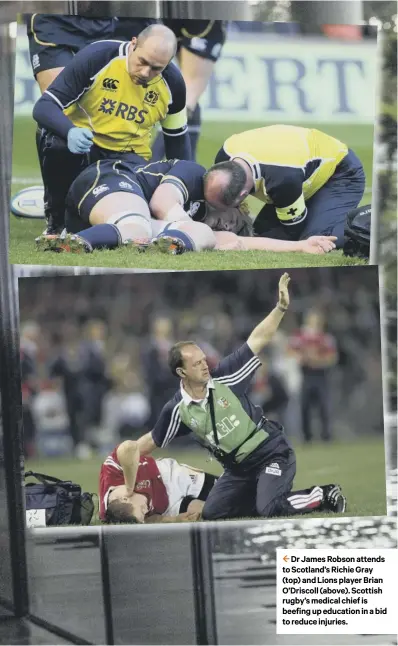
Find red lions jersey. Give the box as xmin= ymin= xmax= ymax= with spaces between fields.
xmin=289 ymin=330 xmax=337 ymax=370
xmin=99 ymin=447 xmax=169 ymax=520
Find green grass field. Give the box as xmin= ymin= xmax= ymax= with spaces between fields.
xmin=25 ymin=436 xmax=387 ymax=524
xmin=10 ymin=118 xmax=373 ymax=270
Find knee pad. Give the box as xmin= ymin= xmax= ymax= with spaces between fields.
xmin=107 ymin=211 xmax=152 ymax=241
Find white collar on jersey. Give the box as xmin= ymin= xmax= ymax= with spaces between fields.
xmin=180 ymin=378 xmax=215 ymax=406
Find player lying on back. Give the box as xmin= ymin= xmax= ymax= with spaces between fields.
xmin=204 ymin=125 xmax=366 ymax=249
xmin=99 ymin=440 xmax=217 ymax=524
xmin=35 ymin=158 xmax=337 ymax=256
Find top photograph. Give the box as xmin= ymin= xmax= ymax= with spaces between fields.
xmin=9 ymin=11 xmax=376 ymax=271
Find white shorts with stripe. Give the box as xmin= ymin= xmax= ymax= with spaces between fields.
xmin=156 ymin=458 xmax=205 ymax=516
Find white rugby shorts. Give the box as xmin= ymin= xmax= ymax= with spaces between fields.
xmin=156 ymin=458 xmax=205 ymax=516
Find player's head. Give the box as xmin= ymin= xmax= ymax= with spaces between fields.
xmin=203 ymin=203 xmax=254 ymax=237
xmin=203 ymin=161 xmax=249 ymax=210
xmin=303 ymin=309 xmax=325 ymax=332
xmin=128 ymin=24 xmax=177 ymax=86
xmin=169 ymin=341 xmax=210 ymax=385
xmin=106 ymin=487 xmax=149 ymax=524
xmin=152 ymin=315 xmax=173 ymax=338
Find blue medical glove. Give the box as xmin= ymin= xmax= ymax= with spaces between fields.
xmin=67 ymin=127 xmax=94 ymax=154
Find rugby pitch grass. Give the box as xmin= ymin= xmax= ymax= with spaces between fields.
xmin=10 ymin=119 xmax=373 ymax=270
xmin=25 ymin=436 xmax=387 ymax=524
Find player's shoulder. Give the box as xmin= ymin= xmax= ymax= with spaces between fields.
xmin=170 ymin=160 xmax=206 ymax=179
xmin=102 ymin=446 xmax=122 ymax=469
xmin=79 ymin=39 xmax=128 ymax=65
xmin=161 ymin=61 xmax=185 ymax=89
xmin=162 ymin=389 xmax=183 ymax=414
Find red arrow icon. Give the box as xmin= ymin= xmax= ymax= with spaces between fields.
xmin=283 ymin=555 xmax=289 ymax=562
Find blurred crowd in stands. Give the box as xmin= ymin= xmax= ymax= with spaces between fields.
xmin=18 ymin=267 xmax=383 ymax=459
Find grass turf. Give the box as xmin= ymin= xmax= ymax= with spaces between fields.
xmin=10 ymin=118 xmax=373 ymax=270
xmin=25 ymin=436 xmax=387 ymax=524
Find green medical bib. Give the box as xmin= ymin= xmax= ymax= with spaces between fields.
xmin=179 ymin=381 xmax=268 ymax=463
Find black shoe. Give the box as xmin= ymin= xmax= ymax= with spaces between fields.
xmin=44 ymin=205 xmax=65 ymax=234
xmin=321 ymin=484 xmax=347 ymax=513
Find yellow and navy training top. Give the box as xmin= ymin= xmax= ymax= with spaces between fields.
xmin=215 ymin=125 xmax=349 ymax=227
xmin=33 ymin=40 xmax=190 ymax=160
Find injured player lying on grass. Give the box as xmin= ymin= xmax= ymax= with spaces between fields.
xmin=33 ymin=158 xmax=337 ymax=256
xmin=101 ymin=438 xmax=345 ymax=525
xmin=100 ymin=440 xmax=217 ymax=524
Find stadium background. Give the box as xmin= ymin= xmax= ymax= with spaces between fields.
xmin=9 ymin=17 xmax=377 ymax=269
xmin=20 ymin=265 xmax=386 ymax=519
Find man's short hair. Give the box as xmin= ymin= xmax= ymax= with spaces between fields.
xmin=168 ymin=341 xmax=197 ymax=377
xmin=204 ymin=161 xmax=247 ymax=207
xmin=104 ymin=500 xmax=140 ymax=524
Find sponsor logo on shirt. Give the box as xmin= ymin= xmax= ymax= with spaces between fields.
xmin=92 ymin=184 xmax=109 ymax=197
xmin=135 ymin=480 xmax=151 ymax=490
xmin=102 ymin=77 xmax=119 ymax=91
xmin=98 ymin=98 xmax=148 ymax=124
xmin=144 ymin=90 xmax=159 ymax=106
xmin=187 ymin=201 xmax=201 ymax=218
xmin=206 ymin=415 xmax=240 ymax=445
xmin=217 ymin=397 xmax=230 ymax=409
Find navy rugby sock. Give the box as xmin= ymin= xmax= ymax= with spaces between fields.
xmin=157 ymin=228 xmax=195 ymax=251
xmin=187 ymin=104 xmax=201 ymax=161
xmin=78 ymin=224 xmax=121 ymax=250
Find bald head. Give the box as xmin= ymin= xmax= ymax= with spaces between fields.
xmin=137 ymin=24 xmax=177 ymax=60
xmin=203 ymin=161 xmax=248 ymax=209
xmin=128 ymin=24 xmax=177 ymax=86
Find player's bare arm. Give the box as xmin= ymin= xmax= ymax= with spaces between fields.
xmin=214 ymin=232 xmax=337 ymax=254
xmin=116 ymin=440 xmax=140 ymax=494
xmin=247 ymin=273 xmax=290 ymax=354
xmin=149 ymin=183 xmax=190 ymax=222
xmin=136 ymin=431 xmax=158 ymax=456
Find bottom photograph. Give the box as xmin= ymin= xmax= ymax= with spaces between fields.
xmin=19 ymin=266 xmax=386 ymax=526
xmin=24 ymin=518 xmax=397 ymax=645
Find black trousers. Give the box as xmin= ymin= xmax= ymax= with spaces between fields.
xmin=39 ymin=131 xmax=145 ymax=230
xmin=301 ymin=374 xmax=331 ymax=441
xmin=201 ymin=436 xmax=323 ymax=521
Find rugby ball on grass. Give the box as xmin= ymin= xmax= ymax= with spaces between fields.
xmin=10 ymin=185 xmax=45 ymax=219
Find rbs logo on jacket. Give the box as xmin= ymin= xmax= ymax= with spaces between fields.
xmin=98 ymin=97 xmax=148 ymax=124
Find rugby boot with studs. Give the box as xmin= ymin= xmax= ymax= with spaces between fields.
xmin=320 ymin=483 xmax=347 ymax=513
xmin=150 ymin=235 xmax=187 ymax=255
xmin=35 ymin=231 xmax=93 ymax=253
